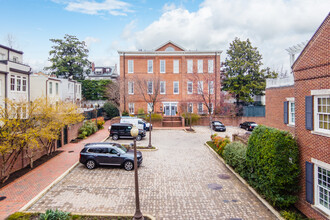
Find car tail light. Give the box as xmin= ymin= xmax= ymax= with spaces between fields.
xmin=250 ymin=126 xmax=252 ymax=129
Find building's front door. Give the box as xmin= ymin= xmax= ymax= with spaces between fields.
xmin=163 ymin=102 xmax=178 ymax=116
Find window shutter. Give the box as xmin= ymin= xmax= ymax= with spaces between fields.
xmin=305 ymin=161 xmax=314 ymax=204
xmin=284 ymin=101 xmax=288 ymax=124
xmin=305 ymin=96 xmax=313 ymax=130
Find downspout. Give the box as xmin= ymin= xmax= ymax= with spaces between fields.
xmin=5 ymin=73 xmax=8 ymax=112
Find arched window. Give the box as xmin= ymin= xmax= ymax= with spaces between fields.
xmin=165 ymin=46 xmax=175 ymax=51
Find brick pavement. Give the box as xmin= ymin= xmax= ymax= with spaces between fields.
xmin=0 ymin=120 xmax=111 ymax=219
xmin=29 ymin=127 xmax=278 ymax=220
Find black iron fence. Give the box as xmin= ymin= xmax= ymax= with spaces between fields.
xmin=243 ymin=106 xmax=265 ymax=117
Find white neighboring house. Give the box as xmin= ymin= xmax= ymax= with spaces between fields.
xmin=0 ymin=44 xmax=31 ymax=109
xmin=30 ymin=72 xmax=62 ymax=104
xmin=58 ymin=77 xmax=82 ymax=106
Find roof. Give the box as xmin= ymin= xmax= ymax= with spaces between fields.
xmin=154 ymin=40 xmax=186 ymax=51
xmin=292 ymin=12 xmax=330 ymax=70
xmin=0 ymin=44 xmax=23 ymax=54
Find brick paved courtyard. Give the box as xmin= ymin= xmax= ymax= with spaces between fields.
xmin=28 ymin=127 xmax=277 ymax=219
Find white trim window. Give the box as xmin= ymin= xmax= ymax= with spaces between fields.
xmin=173 ymin=60 xmax=179 ymax=74
xmin=209 ymin=103 xmax=213 ymax=114
xmin=208 ymin=81 xmax=214 ymax=94
xmin=160 ymin=81 xmax=166 ymax=94
xmin=160 ymin=60 xmax=165 ymax=73
xmin=187 ymin=60 xmax=193 ymax=73
xmin=148 ymin=60 xmax=153 ymax=73
xmin=289 ymin=101 xmax=295 ymax=125
xmin=128 ymin=82 xmax=134 ymax=94
xmin=16 ymin=76 xmax=21 ymax=91
xmin=128 ymin=60 xmax=134 ymax=73
xmin=208 ymin=60 xmax=214 ymax=73
xmin=198 ymin=60 xmax=203 ymax=73
xmin=187 ymin=81 xmax=193 ymax=94
xmin=56 ymin=83 xmax=59 ymax=95
xmin=313 ymin=159 xmax=330 ymax=215
xmin=198 ymin=103 xmax=203 ymax=114
xmin=49 ymin=81 xmax=53 ymax=95
xmin=128 ymin=103 xmax=135 ymax=114
xmin=198 ymin=81 xmax=203 ymax=94
xmin=147 ymin=81 xmax=153 ymax=94
xmin=187 ymin=103 xmax=193 ymax=113
xmin=22 ymin=77 xmax=27 ymax=92
xmin=10 ymin=75 xmax=15 ymax=91
xmin=314 ymin=96 xmax=330 ymax=134
xmin=173 ymin=81 xmax=179 ymax=94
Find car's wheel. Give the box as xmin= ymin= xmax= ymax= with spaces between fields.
xmin=124 ymin=161 xmax=134 ymax=171
xmin=86 ymin=160 xmax=96 ymax=169
xmin=239 ymin=125 xmax=242 ymax=128
xmin=112 ymin=134 xmax=119 ymax=140
xmin=136 ymin=135 xmax=142 ymax=141
xmin=246 ymin=127 xmax=249 ymax=131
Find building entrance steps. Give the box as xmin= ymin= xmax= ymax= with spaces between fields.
xmin=162 ymin=116 xmax=183 ymax=127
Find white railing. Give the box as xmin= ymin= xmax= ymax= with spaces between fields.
xmin=266 ymin=74 xmax=294 ymax=88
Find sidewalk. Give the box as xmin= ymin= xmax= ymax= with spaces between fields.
xmin=0 ymin=120 xmax=111 ymax=219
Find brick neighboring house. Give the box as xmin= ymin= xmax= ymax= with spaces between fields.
xmin=118 ymin=41 xmax=222 ymax=116
xmin=265 ymin=13 xmax=329 ymax=219
xmin=292 ymin=13 xmax=329 ymax=219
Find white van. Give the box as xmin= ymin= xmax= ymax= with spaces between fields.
xmin=120 ymin=117 xmax=146 ymax=130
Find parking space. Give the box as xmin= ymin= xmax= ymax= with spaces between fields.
xmin=28 ymin=128 xmax=276 ymax=219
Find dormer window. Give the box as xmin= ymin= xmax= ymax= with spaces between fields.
xmin=165 ymin=46 xmax=175 ymax=51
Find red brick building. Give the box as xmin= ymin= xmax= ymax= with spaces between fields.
xmin=118 ymin=41 xmax=221 ymax=116
xmin=265 ymin=13 xmax=329 ymax=219
xmin=293 ymin=13 xmax=330 ymax=220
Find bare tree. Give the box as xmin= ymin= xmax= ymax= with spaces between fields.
xmin=133 ymin=75 xmax=162 ymax=148
xmin=105 ymin=80 xmax=122 ymax=116
xmin=187 ymin=72 xmax=217 ymax=133
xmin=5 ymin=34 xmax=16 ymax=48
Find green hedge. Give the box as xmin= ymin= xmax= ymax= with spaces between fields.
xmin=182 ymin=113 xmax=200 ymax=125
xmin=78 ymin=120 xmax=98 ymax=139
xmin=246 ymin=125 xmax=300 ymax=208
xmin=223 ymin=142 xmax=247 ymax=177
xmin=103 ymin=102 xmax=119 ymax=119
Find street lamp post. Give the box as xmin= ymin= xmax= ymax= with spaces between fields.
xmin=148 ymin=110 xmax=152 ymax=148
xmin=189 ymin=103 xmax=192 ymax=130
xmin=130 ymin=126 xmax=144 ymax=220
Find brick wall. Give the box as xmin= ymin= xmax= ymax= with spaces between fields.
xmin=292 ymin=14 xmax=330 ymax=220
xmin=67 ymin=121 xmax=84 ymax=142
xmin=264 ymin=86 xmax=295 ymax=134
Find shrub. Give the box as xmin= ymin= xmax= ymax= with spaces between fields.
xmin=223 ymin=142 xmax=247 ymax=177
xmin=150 ymin=113 xmax=163 ymax=121
xmin=39 ymin=209 xmax=70 ymax=220
xmin=280 ymin=210 xmax=309 ymax=220
xmin=246 ymin=125 xmax=300 ymax=209
xmin=103 ymin=102 xmax=119 ymax=119
xmin=138 ymin=108 xmax=145 ymax=115
xmin=96 ymin=118 xmax=105 ymax=129
xmin=122 ymin=110 xmax=129 ymax=116
xmin=182 ymin=113 xmax=200 ymax=125
xmin=210 ymin=134 xmax=230 ymax=156
xmin=78 ymin=120 xmax=98 ymax=139
xmin=7 ymin=212 xmax=37 ymax=220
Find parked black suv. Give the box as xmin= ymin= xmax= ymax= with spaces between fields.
xmin=109 ymin=123 xmax=146 ymax=141
xmin=79 ymin=142 xmax=143 ymax=170
xmin=211 ymin=121 xmax=226 ymax=132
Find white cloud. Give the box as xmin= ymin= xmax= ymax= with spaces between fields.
xmin=132 ymin=0 xmax=330 ymax=71
xmin=53 ymin=0 xmax=133 ymax=16
xmin=84 ymin=36 xmax=100 ymax=47
xmin=162 ymin=3 xmax=177 ymax=12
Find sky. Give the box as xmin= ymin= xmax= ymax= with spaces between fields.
xmin=0 ymin=0 xmax=329 ymax=73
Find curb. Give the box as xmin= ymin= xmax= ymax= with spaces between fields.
xmin=204 ymin=142 xmax=284 ymax=220
xmin=19 ymin=134 xmax=110 ymax=212
xmin=19 ymin=161 xmax=79 ymax=212
xmin=22 ymin=211 xmax=156 ymax=220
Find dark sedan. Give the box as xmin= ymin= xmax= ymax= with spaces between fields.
xmin=80 ymin=142 xmax=143 ymax=171
xmin=211 ymin=121 xmax=226 ymax=132
xmin=239 ymin=121 xmax=258 ymax=131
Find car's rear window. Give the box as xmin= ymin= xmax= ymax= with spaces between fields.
xmin=116 ymin=144 xmax=128 ymax=153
